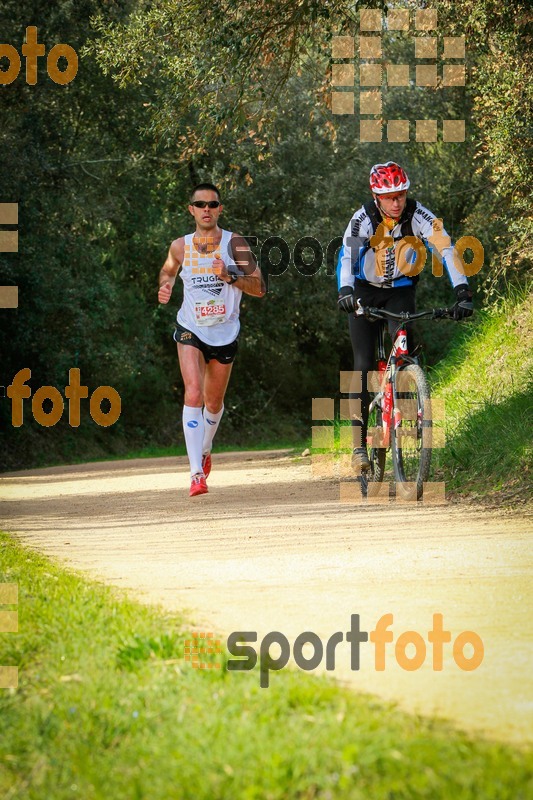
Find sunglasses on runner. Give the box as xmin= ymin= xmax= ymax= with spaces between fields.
xmin=191 ymin=200 xmax=221 ymax=209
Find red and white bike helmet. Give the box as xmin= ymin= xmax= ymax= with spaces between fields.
xmin=369 ymin=162 xmax=410 ymax=194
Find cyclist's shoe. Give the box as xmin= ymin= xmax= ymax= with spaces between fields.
xmin=201 ymin=452 xmax=212 ymax=479
xmin=189 ymin=473 xmax=208 ymax=497
xmin=352 ymin=447 xmax=371 ymax=473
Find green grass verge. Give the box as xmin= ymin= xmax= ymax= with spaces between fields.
xmin=119 ymin=438 xmax=305 ymax=462
xmin=431 ymin=287 xmax=532 ymax=503
xmin=1 ymin=534 xmax=531 ymax=799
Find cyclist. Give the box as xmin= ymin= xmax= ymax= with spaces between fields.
xmin=337 ymin=161 xmax=473 ymax=470
xmin=158 ymin=183 xmax=266 ymax=497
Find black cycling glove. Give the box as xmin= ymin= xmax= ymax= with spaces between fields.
xmin=338 ymin=286 xmax=355 ymax=313
xmin=453 ymin=284 xmax=474 ymax=320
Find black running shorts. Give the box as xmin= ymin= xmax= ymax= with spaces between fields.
xmin=173 ymin=323 xmax=239 ymax=364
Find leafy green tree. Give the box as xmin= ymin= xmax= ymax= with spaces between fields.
xmin=433 ymin=0 xmax=532 ymax=293
xmin=1 ymin=0 xmax=528 ymax=468
xmin=0 ymin=0 xmax=181 ymax=466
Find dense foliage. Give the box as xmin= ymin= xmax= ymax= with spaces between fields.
xmin=1 ymin=0 xmax=530 ymax=468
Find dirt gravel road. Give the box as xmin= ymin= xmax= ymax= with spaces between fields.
xmin=1 ymin=450 xmax=531 ymax=745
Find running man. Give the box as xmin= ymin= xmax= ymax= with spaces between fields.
xmin=158 ymin=183 xmax=265 ymax=496
xmin=337 ymin=161 xmax=474 ymax=471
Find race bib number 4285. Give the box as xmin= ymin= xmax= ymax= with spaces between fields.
xmin=195 ymin=301 xmax=226 ymax=326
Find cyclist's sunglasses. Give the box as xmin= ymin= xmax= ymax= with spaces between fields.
xmin=190 ymin=200 xmax=221 ymax=209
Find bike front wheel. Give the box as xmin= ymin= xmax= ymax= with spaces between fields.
xmin=358 ymin=398 xmax=388 ymax=500
xmin=391 ymin=364 xmax=432 ymax=500
xmin=367 ymin=405 xmax=386 ymax=483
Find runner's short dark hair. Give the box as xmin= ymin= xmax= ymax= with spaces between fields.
xmin=190 ymin=183 xmax=221 ymax=202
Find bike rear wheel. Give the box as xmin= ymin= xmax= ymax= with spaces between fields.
xmin=391 ymin=364 xmax=432 ymax=500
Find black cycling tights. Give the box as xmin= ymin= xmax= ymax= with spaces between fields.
xmin=347 ymin=281 xmax=416 ymax=445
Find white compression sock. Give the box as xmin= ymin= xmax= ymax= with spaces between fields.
xmin=202 ymin=405 xmax=224 ymax=455
xmin=182 ymin=405 xmax=204 ymax=476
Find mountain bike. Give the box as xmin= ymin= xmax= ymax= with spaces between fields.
xmin=355 ymin=302 xmax=457 ymax=501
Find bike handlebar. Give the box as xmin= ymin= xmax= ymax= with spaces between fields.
xmin=355 ymin=301 xmax=456 ymax=322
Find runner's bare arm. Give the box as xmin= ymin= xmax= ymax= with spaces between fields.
xmin=158 ymin=238 xmax=184 ymax=304
xmin=226 ymin=234 xmax=266 ymax=297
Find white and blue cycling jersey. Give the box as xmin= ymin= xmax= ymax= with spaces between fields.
xmin=336 ymin=200 xmax=468 ymax=290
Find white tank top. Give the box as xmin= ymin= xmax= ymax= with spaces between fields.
xmin=176 ymin=229 xmax=242 ymax=345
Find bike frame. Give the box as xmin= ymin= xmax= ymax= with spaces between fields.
xmin=363 ymin=304 xmax=454 ymax=451
xmin=368 ymin=323 xmax=415 ymax=449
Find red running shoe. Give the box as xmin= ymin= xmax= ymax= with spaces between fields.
xmin=202 ymin=452 xmax=212 ymax=479
xmin=189 ymin=473 xmax=208 ymax=497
